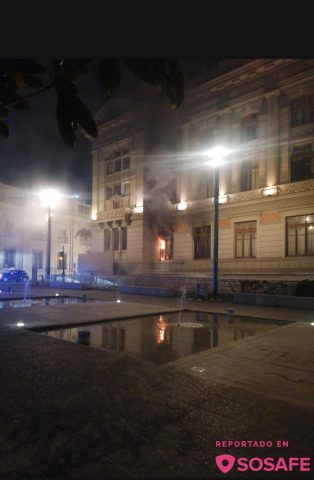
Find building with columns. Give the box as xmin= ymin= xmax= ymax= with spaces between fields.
xmin=90 ymin=59 xmax=314 ymax=284
xmin=0 ymin=182 xmax=92 ymax=280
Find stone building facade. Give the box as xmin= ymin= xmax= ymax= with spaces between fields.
xmin=91 ymin=59 xmax=314 ymax=282
xmin=0 ymin=182 xmax=92 ymax=280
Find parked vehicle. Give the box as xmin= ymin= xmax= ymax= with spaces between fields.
xmin=0 ymin=269 xmax=29 ymax=282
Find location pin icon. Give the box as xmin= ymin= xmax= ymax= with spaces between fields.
xmin=215 ymin=454 xmax=236 ymax=474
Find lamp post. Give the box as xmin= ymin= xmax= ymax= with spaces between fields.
xmin=61 ymin=245 xmax=65 ymax=281
xmin=39 ymin=189 xmax=62 ymax=282
xmin=206 ymin=146 xmax=231 ymax=297
xmin=47 ymin=206 xmax=52 ymax=280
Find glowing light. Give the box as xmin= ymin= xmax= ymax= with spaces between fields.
xmin=17 ymin=322 xmax=24 ymax=327
xmin=177 ymin=202 xmax=187 ymax=211
xmin=263 ymin=186 xmax=277 ymax=197
xmin=156 ymin=315 xmax=168 ymax=344
xmin=91 ymin=211 xmax=97 ymax=220
xmin=305 ymin=216 xmax=310 ymax=222
xmin=39 ymin=189 xmax=62 ymax=208
xmin=311 ymin=322 xmax=314 ymax=326
xmin=63 ymin=193 xmax=80 ymax=199
xmin=191 ymin=366 xmax=205 ymax=373
xmin=205 ymin=146 xmax=231 ymax=168
xmin=55 ymin=293 xmax=59 ymax=296
xmin=134 ymin=205 xmax=143 ymax=214
xmin=116 ymin=299 xmax=121 ymax=303
xmin=219 ymin=195 xmax=228 ymax=204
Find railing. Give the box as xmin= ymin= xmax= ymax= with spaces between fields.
xmin=277 ymin=179 xmax=314 ymax=195
xmin=99 ymin=197 xmax=131 ymax=220
xmin=48 ymin=273 xmax=118 ymax=289
xmin=182 ymin=179 xmax=314 ymax=211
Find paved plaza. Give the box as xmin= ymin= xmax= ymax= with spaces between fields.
xmin=0 ymin=285 xmax=313 ymax=478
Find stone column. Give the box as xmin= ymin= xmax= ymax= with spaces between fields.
xmin=258 ymin=101 xmax=267 ymax=187
xmin=217 ymin=109 xmax=231 ymax=195
xmin=92 ymin=150 xmax=99 ymax=217
xmin=180 ymin=123 xmax=190 ymax=202
xmin=265 ymin=90 xmax=281 ymax=186
xmin=279 ymin=94 xmax=290 ymax=184
xmin=230 ymin=109 xmax=241 ymax=192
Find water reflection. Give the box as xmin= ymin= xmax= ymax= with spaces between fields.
xmin=0 ymin=296 xmax=99 ymax=308
xmin=156 ymin=315 xmax=168 ymax=344
xmin=45 ymin=312 xmax=288 ymax=364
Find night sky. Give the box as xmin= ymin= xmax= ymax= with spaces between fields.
xmin=0 ymin=60 xmax=219 ymax=204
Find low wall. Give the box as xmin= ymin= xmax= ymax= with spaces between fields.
xmin=233 ymin=292 xmax=314 ymax=309
xmin=49 ymin=282 xmax=86 ymax=290
xmin=119 ymin=286 xmax=177 ymax=297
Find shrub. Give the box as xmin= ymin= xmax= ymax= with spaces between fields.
xmin=295 ymin=279 xmax=314 ymax=297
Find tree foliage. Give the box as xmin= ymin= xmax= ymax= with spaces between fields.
xmin=0 ymin=59 xmax=184 ymax=146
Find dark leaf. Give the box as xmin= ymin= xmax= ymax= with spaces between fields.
xmin=124 ymin=59 xmax=184 ymax=109
xmin=56 ymin=93 xmax=76 ymax=146
xmin=52 ymin=59 xmax=63 ymax=73
xmin=62 ymin=60 xmax=92 ymax=81
xmin=12 ymin=99 xmax=29 ymax=111
xmin=71 ymin=96 xmax=98 ymax=137
xmin=0 ymin=87 xmax=29 ymax=110
xmin=56 ymin=90 xmax=97 ymax=145
xmin=54 ymin=75 xmax=78 ymax=95
xmin=0 ymin=106 xmax=9 ymax=117
xmin=18 ymin=60 xmax=46 ymax=74
xmin=0 ymin=60 xmax=45 ymax=75
xmin=99 ymin=59 xmax=121 ymax=99
xmin=0 ymin=87 xmax=19 ymax=105
xmin=15 ymin=72 xmax=25 ymax=89
xmin=0 ymin=119 xmax=9 ymax=138
xmin=152 ymin=60 xmax=184 ymax=110
xmin=124 ymin=59 xmax=158 ymax=85
xmin=163 ymin=60 xmax=184 ymax=109
xmin=24 ymin=74 xmax=43 ymax=89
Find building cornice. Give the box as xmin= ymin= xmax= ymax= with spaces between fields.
xmin=185 ymin=59 xmax=296 ymax=99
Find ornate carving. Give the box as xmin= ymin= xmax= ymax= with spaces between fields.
xmin=290 ymin=123 xmax=314 ymax=138
xmin=101 ymin=208 xmax=125 ymax=220
xmin=277 ymin=179 xmax=314 ymax=194
xmin=228 ymin=188 xmax=264 ymax=203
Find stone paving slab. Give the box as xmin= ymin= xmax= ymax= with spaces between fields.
xmin=0 ymin=300 xmax=178 ymax=329
xmin=169 ymin=322 xmax=314 ymax=410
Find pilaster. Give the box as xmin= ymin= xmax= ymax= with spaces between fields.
xmin=265 ymin=90 xmax=281 ymax=186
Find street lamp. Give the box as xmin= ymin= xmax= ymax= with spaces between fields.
xmin=59 ymin=246 xmax=66 ymax=281
xmin=39 ymin=189 xmax=62 ymax=282
xmin=206 ymin=146 xmax=231 ymax=297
